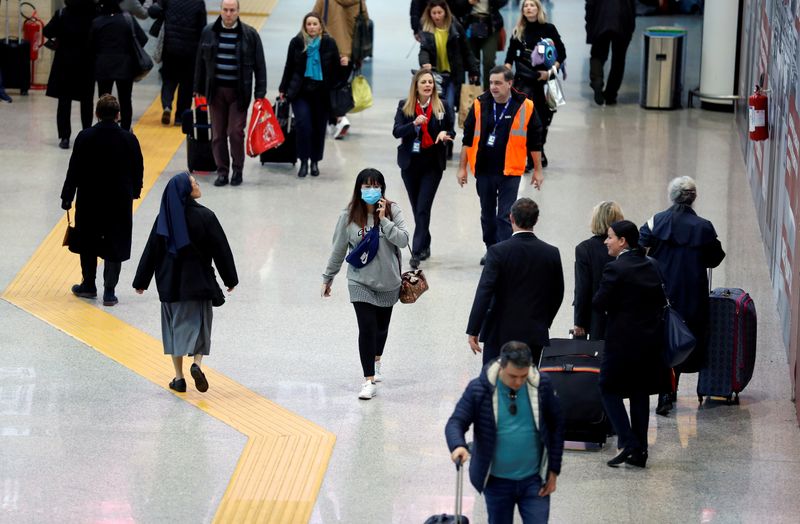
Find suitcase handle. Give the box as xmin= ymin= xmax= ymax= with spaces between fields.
xmin=455 ymin=458 xmax=464 ymax=521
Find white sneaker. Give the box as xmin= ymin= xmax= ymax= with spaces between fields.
xmin=333 ymin=117 xmax=350 ymax=139
xmin=374 ymin=361 xmax=383 ymax=382
xmin=358 ymin=380 xmax=377 ymax=400
xmin=327 ymin=123 xmax=337 ymax=137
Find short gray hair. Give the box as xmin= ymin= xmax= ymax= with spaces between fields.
xmin=668 ymin=176 xmax=697 ymax=205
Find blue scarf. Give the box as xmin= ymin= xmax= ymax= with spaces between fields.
xmin=156 ymin=172 xmax=193 ymax=255
xmin=304 ymin=37 xmax=323 ymax=81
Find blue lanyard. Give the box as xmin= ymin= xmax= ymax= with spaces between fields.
xmin=493 ymin=100 xmax=511 ymax=126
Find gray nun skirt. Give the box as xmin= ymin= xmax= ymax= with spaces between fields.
xmin=160 ymin=300 xmax=213 ymax=356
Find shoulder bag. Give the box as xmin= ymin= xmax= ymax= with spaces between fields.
xmin=351 ymin=0 xmax=373 ymax=65
xmin=649 ymin=258 xmax=696 ymax=367
xmin=124 ymin=13 xmax=154 ymax=82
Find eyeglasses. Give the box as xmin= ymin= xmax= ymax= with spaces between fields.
xmin=508 ymin=390 xmax=517 ymax=416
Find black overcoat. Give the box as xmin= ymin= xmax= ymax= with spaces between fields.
xmin=592 ymin=249 xmax=672 ymax=397
xmin=392 ymin=99 xmax=455 ymax=172
xmin=639 ymin=205 xmax=726 ymax=373
xmin=585 ymin=0 xmax=636 ymax=44
xmin=133 ymin=201 xmax=238 ymax=303
xmin=467 ymin=231 xmax=564 ymax=353
xmin=90 ymin=12 xmax=148 ymax=81
xmin=573 ymin=234 xmax=614 ymax=340
xmin=278 ymin=34 xmax=341 ymax=101
xmin=60 ymin=121 xmax=144 ymax=261
xmin=44 ymin=1 xmax=96 ymax=100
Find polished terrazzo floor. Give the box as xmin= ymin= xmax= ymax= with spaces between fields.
xmin=2 ymin=0 xmax=800 ymax=522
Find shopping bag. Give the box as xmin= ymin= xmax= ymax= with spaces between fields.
xmin=544 ymin=75 xmax=566 ymax=110
xmin=351 ymin=74 xmax=373 ymax=113
xmin=458 ymin=83 xmax=483 ymax=128
xmin=246 ymin=98 xmax=285 ymax=157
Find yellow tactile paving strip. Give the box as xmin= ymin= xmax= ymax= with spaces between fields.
xmin=1 ymin=2 xmax=336 ymax=522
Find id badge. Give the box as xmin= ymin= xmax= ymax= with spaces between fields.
xmin=486 ymin=133 xmax=496 ymax=148
xmin=412 ymin=140 xmax=421 ymax=153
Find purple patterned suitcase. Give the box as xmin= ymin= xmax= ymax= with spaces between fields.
xmin=697 ymin=288 xmax=757 ymax=404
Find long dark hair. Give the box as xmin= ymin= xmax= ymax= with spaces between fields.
xmin=347 ymin=168 xmax=394 ymax=227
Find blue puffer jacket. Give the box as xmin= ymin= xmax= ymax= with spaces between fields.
xmin=445 ymin=360 xmax=564 ymax=493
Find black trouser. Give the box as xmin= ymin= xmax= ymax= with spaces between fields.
xmin=79 ymin=253 xmax=122 ymax=293
xmin=401 ymin=149 xmax=443 ymax=255
xmin=160 ymin=52 xmax=195 ymax=120
xmin=352 ymin=301 xmax=393 ymax=377
xmin=57 ymin=96 xmax=94 ymax=140
xmin=589 ymin=32 xmax=632 ymax=100
xmin=469 ymin=30 xmax=499 ymax=89
xmin=97 ymin=79 xmax=134 ymax=130
xmin=475 ymin=174 xmax=521 ymax=248
xmin=601 ymin=391 xmax=649 ymax=452
xmin=292 ymin=91 xmax=329 ymax=162
xmin=515 ymin=77 xmax=552 ymax=145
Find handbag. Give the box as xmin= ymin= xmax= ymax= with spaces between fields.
xmin=246 ymin=98 xmax=285 ymax=157
xmin=350 ymin=73 xmax=373 ymax=113
xmin=398 ymin=247 xmax=429 ymax=304
xmin=62 ymin=210 xmax=75 ymax=249
xmin=351 ymin=0 xmax=373 ymax=64
xmin=649 ymin=258 xmax=696 ymax=367
xmin=330 ymin=79 xmax=355 ymax=117
xmin=544 ymin=74 xmax=566 ymax=110
xmin=124 ymin=13 xmax=153 ymax=82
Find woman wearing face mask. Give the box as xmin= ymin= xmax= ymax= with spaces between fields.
xmin=133 ymin=172 xmax=238 ymax=394
xmin=393 ymin=69 xmax=455 ymax=269
xmin=322 ymin=168 xmax=409 ymax=400
xmin=504 ymin=0 xmax=566 ymax=168
xmin=592 ymin=220 xmax=670 ymax=468
xmin=279 ymin=13 xmax=342 ymax=178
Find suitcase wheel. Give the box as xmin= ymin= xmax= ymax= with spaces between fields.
xmin=21 ymin=90 xmax=28 ymax=96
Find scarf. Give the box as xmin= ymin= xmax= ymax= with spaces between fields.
xmin=416 ymin=100 xmax=434 ymax=149
xmin=304 ymin=36 xmax=323 ymax=81
xmin=156 ymin=172 xmax=193 ymax=255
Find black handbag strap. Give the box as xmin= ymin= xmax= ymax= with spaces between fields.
xmin=646 ymin=256 xmax=671 ymax=307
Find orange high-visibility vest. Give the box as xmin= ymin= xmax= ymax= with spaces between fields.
xmin=465 ymin=97 xmax=534 ymax=177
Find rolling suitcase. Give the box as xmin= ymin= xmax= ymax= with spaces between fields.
xmin=697 ymin=288 xmax=757 ymax=404
xmin=424 ymin=460 xmax=469 ymax=524
xmin=260 ymin=98 xmax=296 ymax=165
xmin=182 ymin=98 xmax=216 ymax=173
xmin=0 ymin=0 xmax=31 ymax=94
xmin=539 ymin=337 xmax=609 ymax=445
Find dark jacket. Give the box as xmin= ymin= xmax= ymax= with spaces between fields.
xmin=504 ymin=22 xmax=566 ymax=84
xmin=60 ymin=121 xmax=144 ymax=262
xmin=133 ymin=201 xmax=238 ymax=302
xmin=585 ymin=0 xmax=636 ymax=44
xmin=592 ymin=249 xmax=672 ymax=396
xmin=445 ymin=360 xmax=564 ymax=493
xmin=195 ymin=17 xmax=268 ymax=111
xmin=418 ymin=20 xmax=479 ymax=85
xmin=639 ymin=205 xmax=726 ymax=372
xmin=392 ymin=99 xmax=455 ymax=171
xmin=410 ymin=0 xmax=471 ymax=33
xmin=148 ymin=0 xmax=207 ymax=59
xmin=465 ymin=0 xmax=508 ymax=33
xmin=90 ymin=12 xmax=148 ymax=81
xmin=44 ymin=1 xmax=96 ymax=100
xmin=573 ymin=234 xmax=614 ymax=340
xmin=278 ymin=34 xmax=341 ymax=101
xmin=467 ymin=231 xmax=564 ymax=351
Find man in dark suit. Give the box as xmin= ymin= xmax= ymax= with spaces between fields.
xmin=466 ymin=197 xmax=564 ymax=364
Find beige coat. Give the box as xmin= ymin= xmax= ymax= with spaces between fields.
xmin=312 ymin=0 xmax=368 ymax=59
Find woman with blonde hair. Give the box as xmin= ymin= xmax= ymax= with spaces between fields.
xmin=279 ymin=12 xmax=342 ymax=177
xmin=392 ymin=69 xmax=455 ymax=269
xmin=573 ymin=201 xmax=623 ymax=340
xmin=503 ymin=0 xmax=566 ymax=168
xmin=418 ymin=0 xmax=479 ymax=119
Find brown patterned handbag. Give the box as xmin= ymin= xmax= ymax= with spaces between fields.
xmin=398 ymin=247 xmax=429 ymax=304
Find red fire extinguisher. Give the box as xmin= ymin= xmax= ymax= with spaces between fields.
xmin=748 ymin=84 xmax=768 ymax=142
xmin=21 ymin=2 xmax=46 ymax=89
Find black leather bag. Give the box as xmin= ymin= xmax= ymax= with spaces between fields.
xmin=351 ymin=0 xmax=373 ymax=64
xmin=124 ymin=14 xmax=153 ymax=82
xmin=649 ymin=258 xmax=696 ymax=366
xmin=329 ymin=79 xmax=355 ymax=117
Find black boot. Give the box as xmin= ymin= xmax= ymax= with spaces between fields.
xmin=214 ymin=173 xmax=229 ymax=186
xmin=231 ymin=169 xmax=243 ymax=186
xmin=310 ymin=161 xmax=320 ymax=177
xmin=297 ymin=160 xmax=308 ymax=178
xmin=589 ymin=57 xmax=605 ymax=105
xmin=655 ymin=393 xmax=673 ymax=416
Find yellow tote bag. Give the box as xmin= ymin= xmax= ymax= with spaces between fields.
xmin=351 ymin=75 xmax=373 ymax=113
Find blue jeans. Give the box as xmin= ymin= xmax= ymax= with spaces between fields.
xmin=484 ymin=474 xmax=550 ymax=524
xmin=475 ymin=174 xmax=521 ymax=247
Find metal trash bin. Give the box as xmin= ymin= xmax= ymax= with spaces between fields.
xmin=640 ymin=27 xmax=687 ymax=109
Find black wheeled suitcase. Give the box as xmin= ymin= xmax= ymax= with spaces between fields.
xmin=697 ymin=288 xmax=757 ymax=404
xmin=539 ymin=337 xmax=609 ymax=444
xmin=260 ymin=98 xmax=296 ymax=165
xmin=0 ymin=0 xmax=31 ymax=94
xmin=182 ymin=101 xmax=216 ymax=173
xmin=424 ymin=460 xmax=469 ymax=524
